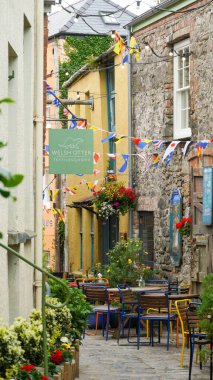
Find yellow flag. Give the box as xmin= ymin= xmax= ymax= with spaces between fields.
xmin=52 ymin=189 xmax=59 ymax=201
xmin=51 ymin=208 xmax=58 ymax=215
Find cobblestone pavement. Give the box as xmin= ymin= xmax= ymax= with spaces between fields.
xmin=79 ymin=330 xmax=210 ymax=380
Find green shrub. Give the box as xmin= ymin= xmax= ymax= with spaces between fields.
xmin=49 ymin=279 xmax=91 ymax=341
xmin=0 ymin=322 xmax=23 ymax=378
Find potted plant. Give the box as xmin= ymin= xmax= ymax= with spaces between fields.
xmin=176 ymin=217 xmax=192 ymax=237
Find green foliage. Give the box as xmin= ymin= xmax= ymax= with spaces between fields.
xmin=105 ymin=239 xmax=146 ymax=287
xmin=49 ymin=279 xmax=92 ymax=341
xmin=59 ymin=35 xmax=112 ymax=126
xmin=58 ymin=219 xmax=65 ymax=244
xmin=0 ymin=322 xmax=23 ymax=378
xmin=198 ymin=274 xmax=213 ymax=363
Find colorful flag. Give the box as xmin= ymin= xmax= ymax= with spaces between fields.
xmin=46 ymin=83 xmax=55 ymax=95
xmin=166 ymin=152 xmax=173 ymax=166
xmin=45 ymin=144 xmax=49 ymax=154
xmin=64 ymin=187 xmax=76 ymax=195
xmin=153 ymin=154 xmax=159 ymax=167
xmin=137 ymin=139 xmax=152 ymax=149
xmin=63 ymin=108 xmax=70 ymax=116
xmin=195 ymin=140 xmax=209 ymax=158
xmin=69 ymin=114 xmax=77 ymax=129
xmin=153 ymin=140 xmax=165 ymax=149
xmin=93 ymin=152 xmax=100 ymax=164
xmin=92 ymin=180 xmax=98 ymax=192
xmin=52 ymin=189 xmax=59 ymax=201
xmin=129 ymin=37 xmax=140 ymax=62
xmin=122 ymin=49 xmax=129 ymax=64
xmin=52 ymin=98 xmax=60 ymax=107
xmin=182 ymin=141 xmax=192 ymax=157
xmin=118 ymin=154 xmax=129 ymax=173
xmin=107 ymin=153 xmax=116 ymax=159
xmin=101 ymin=133 xmax=116 ymax=144
xmin=163 ymin=141 xmax=180 ymax=161
xmin=114 ymin=136 xmax=126 ymax=144
xmin=77 ymin=119 xmax=87 ymax=129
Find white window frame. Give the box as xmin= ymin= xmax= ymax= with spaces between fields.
xmin=173 ymin=38 xmax=191 ymax=139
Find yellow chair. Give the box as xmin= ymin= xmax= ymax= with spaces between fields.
xmin=175 ymin=299 xmax=191 ymax=367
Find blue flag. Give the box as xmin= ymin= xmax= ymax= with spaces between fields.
xmin=118 ymin=154 xmax=129 ymax=173
xmin=69 ymin=114 xmax=78 ymax=129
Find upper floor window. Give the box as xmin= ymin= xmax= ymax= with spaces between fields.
xmin=100 ymin=11 xmax=119 ymax=25
xmin=173 ymin=39 xmax=191 ymax=139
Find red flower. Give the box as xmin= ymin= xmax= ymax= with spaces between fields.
xmin=20 ymin=364 xmax=36 ymax=372
xmin=187 ymin=217 xmax=192 ymax=224
xmin=51 ymin=350 xmax=64 ymax=365
xmin=176 ymin=222 xmax=183 ymax=229
xmin=42 ymin=376 xmax=50 ymax=380
xmin=181 ymin=217 xmax=187 ymax=224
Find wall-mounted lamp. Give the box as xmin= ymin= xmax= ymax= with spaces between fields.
xmin=8 ymin=70 xmax=15 ymax=81
xmin=136 ymin=1 xmax=141 ymax=10
xmin=74 ymin=14 xmax=79 ymax=22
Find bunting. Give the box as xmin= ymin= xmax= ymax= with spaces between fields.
xmin=93 ymin=152 xmax=100 ymax=164
xmin=153 ymin=154 xmax=159 ymax=167
xmin=163 ymin=141 xmax=181 ymax=161
xmin=69 ymin=114 xmax=77 ymax=129
xmin=118 ymin=154 xmax=129 ymax=173
xmin=101 ymin=133 xmax=116 ymax=144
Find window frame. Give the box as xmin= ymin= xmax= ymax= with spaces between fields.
xmin=173 ymin=38 xmax=191 ymax=139
xmin=100 ymin=11 xmax=120 ymax=25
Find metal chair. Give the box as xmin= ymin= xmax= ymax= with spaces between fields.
xmin=83 ymin=285 xmax=120 ymax=340
xmin=137 ymin=292 xmax=176 ymax=350
xmin=117 ymin=287 xmax=138 ymax=344
xmin=175 ymin=299 xmax=191 ymax=367
xmin=187 ymin=302 xmax=212 ymax=380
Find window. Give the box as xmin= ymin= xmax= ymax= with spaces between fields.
xmin=139 ymin=212 xmax=154 ymax=268
xmin=173 ymin=39 xmax=191 ymax=139
xmin=100 ymin=11 xmax=119 ymax=25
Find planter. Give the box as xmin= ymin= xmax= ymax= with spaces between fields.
xmin=87 ymin=312 xmax=106 ymax=329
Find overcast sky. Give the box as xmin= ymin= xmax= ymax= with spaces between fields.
xmin=51 ymin=0 xmax=156 ymax=15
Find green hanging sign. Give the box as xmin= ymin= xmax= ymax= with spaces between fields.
xmin=49 ymin=129 xmax=93 ymax=174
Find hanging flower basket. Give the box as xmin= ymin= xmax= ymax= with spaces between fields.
xmin=92 ymin=182 xmax=138 ymax=219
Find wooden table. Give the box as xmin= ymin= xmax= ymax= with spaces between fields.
xmin=108 ymin=286 xmax=161 ymax=293
xmin=140 ymin=293 xmax=200 ymax=300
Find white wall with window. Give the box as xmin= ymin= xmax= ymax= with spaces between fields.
xmin=173 ymin=38 xmax=191 ymax=139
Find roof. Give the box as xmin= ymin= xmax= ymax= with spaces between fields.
xmin=126 ymin=0 xmax=196 ymax=29
xmin=48 ymin=0 xmax=135 ymax=39
xmin=63 ymin=44 xmax=115 ymax=88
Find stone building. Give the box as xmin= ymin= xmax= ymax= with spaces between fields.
xmin=127 ymin=0 xmax=213 ymax=289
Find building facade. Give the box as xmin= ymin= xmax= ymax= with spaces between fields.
xmin=0 ymin=0 xmax=53 ymax=323
xmin=128 ymin=0 xmax=213 ymax=289
xmin=63 ymin=49 xmax=130 ymax=275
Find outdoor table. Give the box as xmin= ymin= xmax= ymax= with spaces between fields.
xmin=168 ymin=293 xmax=200 ymax=300
xmin=108 ymin=286 xmax=161 ymax=293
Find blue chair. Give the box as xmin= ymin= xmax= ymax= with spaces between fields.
xmin=187 ymin=302 xmax=212 ymax=380
xmin=137 ymin=292 xmax=176 ymax=350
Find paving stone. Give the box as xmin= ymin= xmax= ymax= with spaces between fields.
xmin=78 ymin=330 xmax=211 ymax=379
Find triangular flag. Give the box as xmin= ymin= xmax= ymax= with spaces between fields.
xmin=166 ymin=152 xmax=173 ymax=166
xmin=122 ymin=49 xmax=129 ymax=64
xmin=48 ymin=189 xmax=53 ymax=201
xmin=114 ymin=136 xmax=126 ymax=144
xmin=46 ymin=83 xmax=55 ymax=96
xmin=163 ymin=141 xmax=180 ymax=161
xmin=77 ymin=120 xmax=87 ymax=129
xmin=153 ymin=140 xmax=165 ymax=149
xmin=89 ymin=125 xmax=98 ymax=131
xmin=64 ymin=187 xmax=76 ymax=195
xmin=195 ymin=140 xmax=209 ymax=158
xmin=152 ymin=154 xmax=159 ymax=167
xmin=51 ymin=208 xmax=58 ymax=215
xmin=52 ymin=189 xmax=59 ymax=201
xmin=107 ymin=153 xmax=116 ymax=159
xmin=52 ymin=98 xmax=60 ymax=107
xmin=92 ymin=180 xmax=98 ymax=192
xmin=63 ymin=108 xmax=69 ymax=116
xmin=101 ymin=133 xmax=116 ymax=144
xmin=93 ymin=152 xmax=101 ymax=164
xmin=118 ymin=154 xmax=129 ymax=173
xmin=182 ymin=141 xmax=192 ymax=157
xmin=69 ymin=114 xmax=77 ymax=129
xmin=87 ymin=182 xmax=93 ymax=191
xmin=137 ymin=139 xmax=152 ymax=149
xmin=133 ymin=138 xmax=141 ymax=146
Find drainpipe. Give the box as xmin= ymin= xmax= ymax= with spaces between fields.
xmin=127 ymin=26 xmax=133 ymax=238
xmin=34 ymin=0 xmax=44 ymax=309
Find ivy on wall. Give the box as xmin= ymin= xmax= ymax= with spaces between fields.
xmin=59 ymin=35 xmax=112 ymax=126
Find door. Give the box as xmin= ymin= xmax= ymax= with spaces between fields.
xmin=102 ymin=214 xmax=119 ymax=265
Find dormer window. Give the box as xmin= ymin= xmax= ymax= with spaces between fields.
xmin=100 ymin=11 xmax=119 ymax=25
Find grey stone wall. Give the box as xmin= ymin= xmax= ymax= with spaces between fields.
xmin=132 ymin=0 xmax=213 ymax=282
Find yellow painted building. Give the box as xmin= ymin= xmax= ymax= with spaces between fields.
xmin=63 ymin=48 xmax=130 ymax=275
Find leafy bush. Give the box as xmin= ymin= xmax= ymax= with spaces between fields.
xmin=0 ymin=322 xmax=23 ymax=378
xmin=49 ymin=279 xmax=91 ymax=341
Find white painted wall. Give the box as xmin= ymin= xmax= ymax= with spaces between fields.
xmin=0 ymin=0 xmax=44 ymax=324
